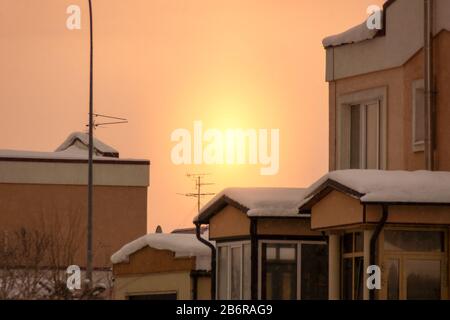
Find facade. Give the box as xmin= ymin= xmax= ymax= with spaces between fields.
xmin=111 ymin=232 xmax=212 ymax=300
xmin=309 ymin=0 xmax=450 ymax=300
xmin=194 ymin=188 xmax=328 ymax=300
xmin=0 ymin=132 xmax=150 ymax=269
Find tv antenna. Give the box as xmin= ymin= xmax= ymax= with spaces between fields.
xmin=86 ymin=113 xmax=128 ymax=130
xmin=178 ymin=173 xmax=215 ymax=213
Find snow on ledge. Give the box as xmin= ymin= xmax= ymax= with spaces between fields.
xmin=111 ymin=233 xmax=213 ymax=271
xmin=195 ymin=188 xmax=308 ymax=222
xmin=301 ymin=170 xmax=450 ymax=207
xmin=322 ymin=21 xmax=378 ymax=48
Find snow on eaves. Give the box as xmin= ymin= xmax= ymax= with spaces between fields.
xmin=322 ymin=21 xmax=378 ymax=48
xmin=111 ymin=233 xmax=213 ymax=271
xmin=301 ymin=170 xmax=450 ymax=206
xmin=56 ymin=132 xmax=119 ymax=157
xmin=194 ymin=188 xmax=308 ymax=222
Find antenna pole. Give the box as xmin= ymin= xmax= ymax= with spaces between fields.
xmin=87 ymin=0 xmax=94 ymax=288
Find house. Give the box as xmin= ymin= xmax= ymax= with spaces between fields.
xmin=111 ymin=231 xmax=212 ymax=300
xmin=0 ymin=132 xmax=150 ymax=271
xmin=302 ymin=0 xmax=450 ymax=300
xmin=194 ymin=188 xmax=328 ymax=300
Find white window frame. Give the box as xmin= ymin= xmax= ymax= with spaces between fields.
xmin=412 ymin=79 xmax=425 ymax=153
xmin=337 ymin=87 xmax=387 ymax=170
xmin=216 ymin=241 xmax=250 ymax=300
xmin=257 ymin=240 xmax=327 ymax=300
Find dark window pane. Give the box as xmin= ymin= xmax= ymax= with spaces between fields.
xmin=406 ymin=260 xmax=441 ymax=300
xmin=384 ymin=231 xmax=445 ymax=252
xmin=262 ymin=244 xmax=297 ymax=300
xmin=301 ymin=244 xmax=328 ymax=300
xmin=386 ymin=259 xmax=399 ymax=300
xmin=354 ymin=257 xmax=364 ymax=300
xmin=354 ymin=232 xmax=364 ymax=253
xmin=342 ymin=258 xmax=353 ymax=300
xmin=350 ymin=105 xmax=361 ymax=169
xmin=343 ymin=233 xmax=353 ymax=254
xmin=415 ymin=88 xmax=425 ymax=143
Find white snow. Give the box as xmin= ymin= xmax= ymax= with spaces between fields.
xmin=301 ymin=170 xmax=450 ymax=206
xmin=56 ymin=132 xmax=118 ymax=156
xmin=322 ymin=21 xmax=378 ymax=48
xmin=195 ymin=188 xmax=308 ymax=221
xmin=111 ymin=233 xmax=213 ymax=271
xmin=0 ymin=132 xmax=147 ymax=162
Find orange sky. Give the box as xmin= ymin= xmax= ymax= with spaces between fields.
xmin=0 ymin=0 xmax=385 ymax=232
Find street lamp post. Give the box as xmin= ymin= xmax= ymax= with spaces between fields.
xmin=86 ymin=0 xmax=94 ymax=288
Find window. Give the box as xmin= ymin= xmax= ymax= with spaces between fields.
xmin=412 ymin=79 xmax=425 ymax=152
xmin=383 ymin=229 xmax=446 ymax=300
xmin=261 ymin=243 xmax=297 ymax=300
xmin=341 ymin=232 xmax=364 ymax=300
xmin=337 ymin=87 xmax=386 ymax=170
xmin=217 ymin=242 xmax=251 ymax=300
xmin=347 ymin=102 xmax=380 ymax=169
xmin=260 ymin=241 xmax=328 ymax=300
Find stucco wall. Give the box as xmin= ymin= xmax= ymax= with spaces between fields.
xmin=209 ymin=205 xmax=250 ymax=240
xmin=311 ymin=191 xmax=363 ymax=230
xmin=0 ymin=183 xmax=147 ymax=268
xmin=113 ymin=271 xmax=192 ymax=300
xmin=329 ymin=31 xmax=450 ymax=172
xmin=113 ymin=246 xmax=195 ymax=276
xmin=257 ymin=218 xmax=321 ymax=237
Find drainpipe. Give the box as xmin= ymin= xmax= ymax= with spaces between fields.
xmin=369 ymin=205 xmax=389 ymax=301
xmin=195 ymin=223 xmax=216 ymax=300
xmin=424 ymin=0 xmax=435 ymax=170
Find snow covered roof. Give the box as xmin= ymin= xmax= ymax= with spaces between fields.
xmin=194 ymin=188 xmax=309 ymax=223
xmin=322 ymin=20 xmax=379 ymax=48
xmin=299 ymin=170 xmax=450 ymax=211
xmin=56 ymin=132 xmax=119 ymax=158
xmin=111 ymin=233 xmax=213 ymax=271
xmin=0 ymin=132 xmax=148 ymax=164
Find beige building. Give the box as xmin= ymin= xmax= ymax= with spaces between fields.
xmin=194 ymin=188 xmax=328 ymax=300
xmin=304 ymin=0 xmax=450 ymax=300
xmin=0 ymin=132 xmax=150 ymax=270
xmin=111 ymin=231 xmax=212 ymax=300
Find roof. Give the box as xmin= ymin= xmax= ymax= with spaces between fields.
xmin=194 ymin=188 xmax=309 ymax=223
xmin=322 ymin=0 xmax=396 ymax=48
xmin=322 ymin=20 xmax=379 ymax=48
xmin=299 ymin=170 xmax=450 ymax=212
xmin=111 ymin=233 xmax=214 ymax=271
xmin=56 ymin=132 xmax=119 ymax=158
xmin=0 ymin=132 xmax=149 ymax=164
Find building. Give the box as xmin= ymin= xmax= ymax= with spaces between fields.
xmin=194 ymin=188 xmax=328 ymax=300
xmin=0 ymin=132 xmax=150 ymax=271
xmin=111 ymin=231 xmax=212 ymax=300
xmin=301 ymin=0 xmax=450 ymax=300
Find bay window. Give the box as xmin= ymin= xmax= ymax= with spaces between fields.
xmin=217 ymin=242 xmax=251 ymax=300
xmin=383 ymin=229 xmax=446 ymax=300
xmin=341 ymin=232 xmax=364 ymax=300
xmin=260 ymin=241 xmax=328 ymax=300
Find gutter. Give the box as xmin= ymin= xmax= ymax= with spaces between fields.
xmin=424 ymin=0 xmax=435 ymax=170
xmin=195 ymin=222 xmax=216 ymax=300
xmin=369 ymin=205 xmax=389 ymax=301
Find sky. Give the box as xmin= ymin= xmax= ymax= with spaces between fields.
xmin=0 ymin=0 xmax=385 ymax=232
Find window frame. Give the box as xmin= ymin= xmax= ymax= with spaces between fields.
xmin=216 ymin=241 xmax=250 ymax=300
xmin=258 ymin=239 xmax=327 ymax=300
xmin=336 ymin=87 xmax=387 ymax=170
xmin=381 ymin=227 xmax=448 ymax=300
xmin=341 ymin=231 xmax=365 ymax=300
xmin=412 ymin=79 xmax=425 ymax=153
